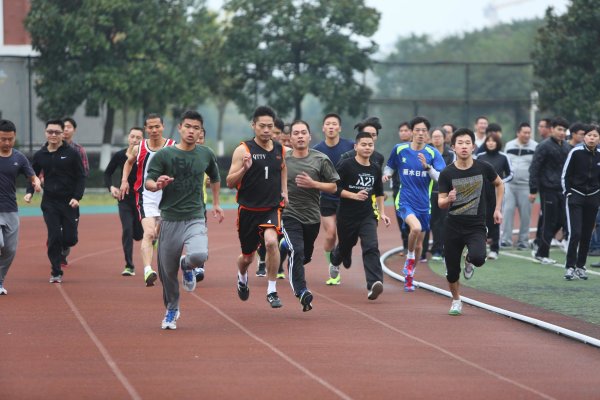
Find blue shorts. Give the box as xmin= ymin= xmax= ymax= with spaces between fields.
xmin=398 ymin=206 xmax=431 ymax=232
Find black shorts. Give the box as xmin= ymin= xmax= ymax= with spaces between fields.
xmin=237 ymin=206 xmax=282 ymax=255
xmin=320 ymin=197 xmax=339 ymax=217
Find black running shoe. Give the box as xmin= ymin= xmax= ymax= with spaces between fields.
xmin=299 ymin=289 xmax=313 ymax=312
xmin=237 ymin=280 xmax=250 ymax=301
xmin=266 ymin=292 xmax=282 ymax=308
xmin=256 ymin=262 xmax=266 ymax=277
xmin=342 ymin=253 xmax=352 ymax=269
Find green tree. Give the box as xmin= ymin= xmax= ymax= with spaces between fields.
xmin=25 ymin=0 xmax=208 ymax=166
xmin=532 ymin=1 xmax=600 ymax=120
xmin=222 ymin=0 xmax=380 ymax=120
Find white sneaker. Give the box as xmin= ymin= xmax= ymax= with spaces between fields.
xmin=0 ymin=286 xmax=7 ymax=295
xmin=551 ymin=238 xmax=561 ymax=247
xmin=448 ymin=299 xmax=462 ymax=316
xmin=540 ymin=257 xmax=556 ymax=265
xmin=161 ymin=309 xmax=180 ymax=330
xmin=180 ymin=256 xmax=196 ymax=292
xmin=487 ymin=251 xmax=498 ymax=260
xmin=463 ymin=255 xmax=474 ymax=280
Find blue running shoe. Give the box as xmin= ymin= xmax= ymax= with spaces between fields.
xmin=161 ymin=309 xmax=180 ymax=330
xmin=180 ymin=256 xmax=196 ymax=292
xmin=279 ymin=237 xmax=289 ymax=252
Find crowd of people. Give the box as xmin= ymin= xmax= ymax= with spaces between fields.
xmin=1 ymin=108 xmax=599 ymax=328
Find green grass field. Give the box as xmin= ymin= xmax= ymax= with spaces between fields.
xmin=427 ymin=247 xmax=600 ymax=325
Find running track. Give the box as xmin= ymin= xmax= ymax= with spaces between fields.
xmin=1 ymin=208 xmax=599 ymax=399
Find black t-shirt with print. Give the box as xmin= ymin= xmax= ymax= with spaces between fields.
xmin=336 ymin=157 xmax=383 ymax=221
xmin=438 ymin=159 xmax=498 ymax=227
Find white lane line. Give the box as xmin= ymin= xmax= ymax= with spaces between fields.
xmin=314 ymin=290 xmax=556 ymax=400
xmin=501 ymin=251 xmax=600 ymax=276
xmin=56 ymin=285 xmax=141 ymax=400
xmin=191 ymin=293 xmax=353 ymax=400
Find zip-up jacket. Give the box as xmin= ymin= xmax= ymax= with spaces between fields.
xmin=504 ymin=138 xmax=537 ymax=186
xmin=561 ymin=144 xmax=600 ymax=196
xmin=529 ymin=137 xmax=571 ymax=194
xmin=27 ymin=141 xmax=86 ymax=200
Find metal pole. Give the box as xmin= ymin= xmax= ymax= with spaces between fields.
xmin=530 ymin=90 xmax=539 ymax=139
xmin=28 ymin=56 xmax=33 ymax=156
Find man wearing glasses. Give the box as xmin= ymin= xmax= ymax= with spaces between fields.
xmin=25 ymin=119 xmax=86 ymax=283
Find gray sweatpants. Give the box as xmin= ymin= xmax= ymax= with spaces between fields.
xmin=157 ymin=218 xmax=208 ymax=311
xmin=0 ymin=212 xmax=20 ymax=286
xmin=501 ymin=184 xmax=532 ymax=246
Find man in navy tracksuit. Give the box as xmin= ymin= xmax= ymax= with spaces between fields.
xmin=26 ymin=119 xmax=86 ymax=283
xmin=561 ymin=125 xmax=600 ymax=280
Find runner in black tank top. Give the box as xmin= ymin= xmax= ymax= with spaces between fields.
xmin=226 ymin=106 xmax=288 ymax=309
xmin=237 ymin=139 xmax=284 ymax=209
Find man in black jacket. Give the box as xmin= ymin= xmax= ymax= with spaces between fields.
xmin=529 ymin=117 xmax=571 ymax=265
xmin=25 ymin=119 xmax=86 ymax=283
xmin=103 ymin=127 xmax=144 ymax=277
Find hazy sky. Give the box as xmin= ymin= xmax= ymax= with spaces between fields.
xmin=207 ymin=0 xmax=569 ymax=53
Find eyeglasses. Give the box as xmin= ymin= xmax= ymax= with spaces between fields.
xmin=45 ymin=130 xmax=63 ymax=135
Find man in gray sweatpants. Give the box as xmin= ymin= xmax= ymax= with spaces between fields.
xmin=145 ymin=110 xmax=224 ymax=330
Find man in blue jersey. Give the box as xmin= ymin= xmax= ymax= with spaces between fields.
xmin=313 ymin=113 xmax=354 ymax=285
xmin=383 ymin=116 xmax=446 ymax=291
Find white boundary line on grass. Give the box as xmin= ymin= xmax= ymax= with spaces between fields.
xmin=380 ymin=247 xmax=600 ymax=348
xmin=501 ymin=250 xmax=600 ymax=276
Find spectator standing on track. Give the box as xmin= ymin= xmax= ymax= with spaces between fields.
xmin=391 ymin=121 xmax=412 ymax=255
xmin=119 ymin=114 xmax=175 ymax=287
xmin=26 ymin=119 xmax=86 ymax=283
xmin=475 ymin=132 xmax=513 ymax=260
xmin=383 ymin=116 xmax=446 ymax=292
xmin=426 ymin=127 xmax=455 ymax=261
xmin=0 ymin=120 xmax=41 ymax=295
xmin=227 ymin=106 xmax=287 ymax=308
xmin=537 ymin=118 xmax=552 ymax=142
xmin=438 ymin=128 xmax=503 ymax=315
xmin=329 ymin=132 xmax=390 ymax=300
xmin=567 ymin=122 xmax=586 ymax=148
xmin=501 ymin=123 xmax=537 ymax=250
xmin=529 ymin=117 xmax=571 ymax=265
xmin=561 ymin=125 xmax=600 ymax=281
xmin=145 ymin=110 xmax=224 ymax=330
xmin=313 ymin=113 xmax=354 ymax=285
xmin=442 ymin=123 xmax=456 ymax=145
xmin=280 ymin=120 xmax=339 ymax=311
xmin=474 ymin=116 xmax=489 ymax=148
xmin=103 ymin=127 xmax=144 ymax=277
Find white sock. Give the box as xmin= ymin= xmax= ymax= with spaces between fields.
xmin=238 ymin=271 xmax=248 ymax=284
xmin=407 ymin=251 xmax=415 ymax=260
xmin=144 ymin=265 xmax=153 ymax=273
xmin=267 ymin=280 xmax=277 ymax=294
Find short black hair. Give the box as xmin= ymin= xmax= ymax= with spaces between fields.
xmin=486 ymin=123 xmax=502 ymax=133
xmin=0 ymin=119 xmax=16 ymax=133
xmin=290 ymin=119 xmax=311 ymax=133
xmin=45 ymin=119 xmax=65 ymax=130
xmin=451 ymin=128 xmax=475 ymax=146
xmin=442 ymin=123 xmax=456 ymax=134
xmin=354 ymin=117 xmax=382 ymax=134
xmin=569 ymin=122 xmax=586 ymax=134
xmin=430 ymin=127 xmax=446 ymax=138
xmin=129 ymin=126 xmax=144 ymax=134
xmin=409 ymin=116 xmax=431 ymax=130
xmin=274 ymin=118 xmax=285 ymax=131
xmin=540 ymin=118 xmax=552 ymax=126
xmin=252 ymin=106 xmax=276 ymax=123
xmin=62 ymin=117 xmax=77 ymax=129
xmin=144 ymin=113 xmax=163 ymax=125
xmin=517 ymin=122 xmax=531 ymax=131
xmin=323 ymin=113 xmax=342 ymax=125
xmin=552 ymin=117 xmax=569 ymax=129
xmin=355 ymin=131 xmax=373 ymax=142
xmin=180 ymin=110 xmax=203 ymax=125
xmin=475 ymin=115 xmax=488 ymax=124
xmin=398 ymin=121 xmax=410 ymax=130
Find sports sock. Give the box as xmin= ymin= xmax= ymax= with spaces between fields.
xmin=144 ymin=265 xmax=153 ymax=273
xmin=324 ymin=251 xmax=331 ymax=264
xmin=267 ymin=280 xmax=277 ymax=294
xmin=238 ymin=271 xmax=248 ymax=285
xmin=407 ymin=251 xmax=415 ymax=260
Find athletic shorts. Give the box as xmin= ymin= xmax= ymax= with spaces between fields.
xmin=237 ymin=206 xmax=282 ymax=255
xmin=319 ymin=197 xmax=339 ymax=217
xmin=398 ymin=205 xmax=431 ymax=232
